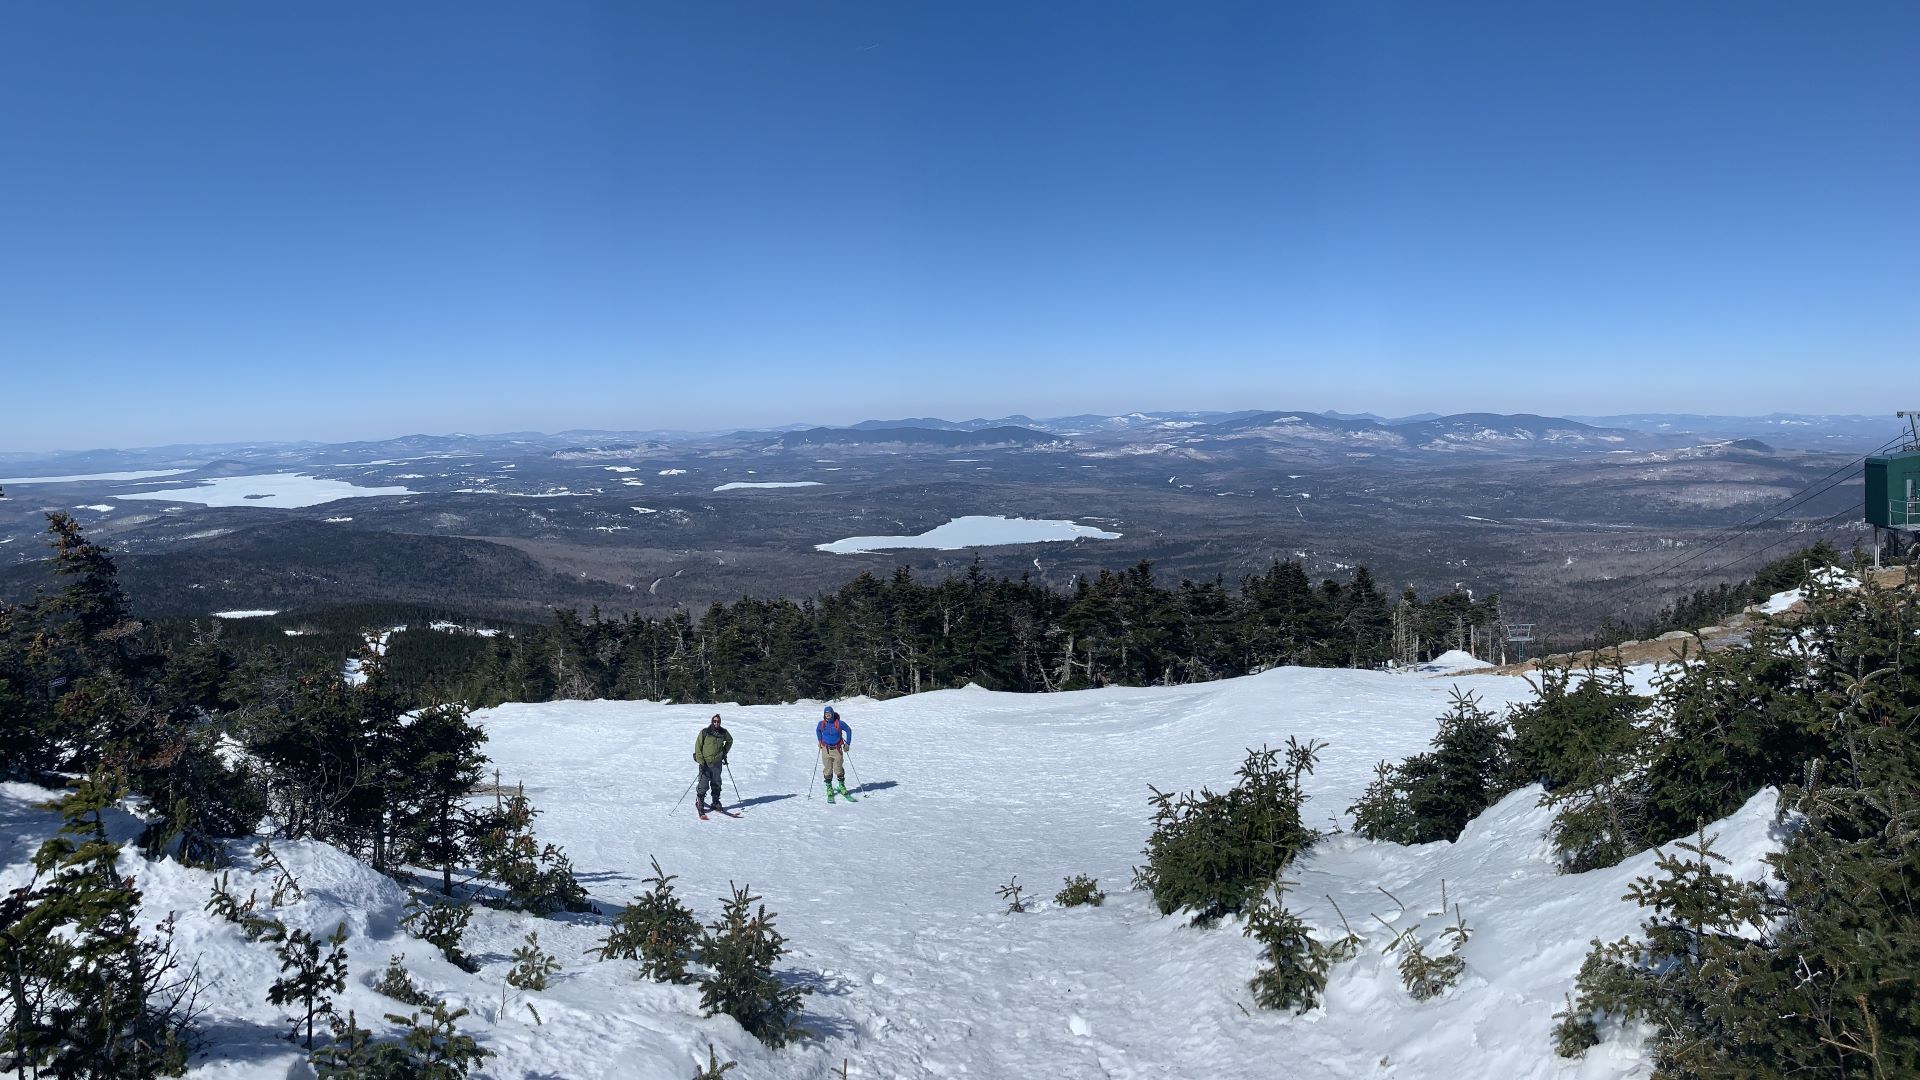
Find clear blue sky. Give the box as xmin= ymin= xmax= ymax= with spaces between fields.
xmin=3 ymin=1 xmax=1915 ymax=450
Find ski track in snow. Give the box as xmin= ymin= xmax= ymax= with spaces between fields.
xmin=0 ymin=665 xmax=1777 ymax=1079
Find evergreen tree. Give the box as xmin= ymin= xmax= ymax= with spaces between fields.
xmin=1 ymin=772 xmax=195 ymax=1076
xmin=1349 ymin=690 xmax=1521 ymax=845
xmin=1134 ymin=739 xmax=1323 ymax=923
xmin=595 ymin=857 xmax=703 ymax=982
xmin=269 ymin=922 xmax=350 ymax=1049
xmin=696 ymin=883 xmax=809 ymax=1047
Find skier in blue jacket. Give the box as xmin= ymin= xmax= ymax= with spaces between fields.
xmin=817 ymin=705 xmax=854 ymax=803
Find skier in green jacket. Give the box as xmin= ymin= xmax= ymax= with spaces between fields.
xmin=693 ymin=713 xmax=733 ymax=816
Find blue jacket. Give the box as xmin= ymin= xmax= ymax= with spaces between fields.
xmin=816 ymin=716 xmax=852 ymax=749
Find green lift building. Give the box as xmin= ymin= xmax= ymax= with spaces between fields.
xmin=1865 ymin=412 xmax=1920 ymax=561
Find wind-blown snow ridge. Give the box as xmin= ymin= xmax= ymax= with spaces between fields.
xmin=0 ymin=663 xmax=1771 ymax=1078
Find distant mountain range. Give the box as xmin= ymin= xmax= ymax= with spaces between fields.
xmin=772 ymin=425 xmax=1059 ymax=449
xmin=1 ymin=411 xmax=1898 ymax=469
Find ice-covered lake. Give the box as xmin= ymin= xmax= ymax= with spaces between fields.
xmin=0 ymin=469 xmax=191 ymax=485
xmin=816 ymin=514 xmax=1122 ymax=553
xmin=712 ymin=480 xmax=823 ymax=491
xmin=112 ymin=473 xmax=416 ymax=509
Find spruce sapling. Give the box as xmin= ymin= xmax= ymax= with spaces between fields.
xmin=1134 ymin=739 xmax=1322 ymax=924
xmin=254 ymin=839 xmax=304 ymax=905
xmin=402 ymin=895 xmax=479 ymax=973
xmin=1055 ymin=874 xmax=1105 ymax=907
xmin=690 ymin=1043 xmax=739 ymax=1079
xmin=696 ymin=882 xmax=810 ymax=1047
xmin=469 ymin=783 xmax=594 ymax=915
xmin=373 ymin=955 xmax=437 ymax=1007
xmin=1243 ymin=888 xmax=1333 ymax=1013
xmin=595 ymin=856 xmax=703 ymax=982
xmin=268 ymin=922 xmax=349 ymax=1049
xmin=996 ymin=876 xmax=1030 ymax=913
xmin=507 ymin=930 xmax=561 ymax=991
xmin=206 ymin=871 xmax=285 ymax=942
xmin=382 ymin=1002 xmax=493 ymax=1079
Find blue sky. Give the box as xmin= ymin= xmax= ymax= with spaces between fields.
xmin=2 ymin=2 xmax=1915 ymax=450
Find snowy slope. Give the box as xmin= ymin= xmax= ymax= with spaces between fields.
xmin=0 ymin=664 xmax=1780 ymax=1079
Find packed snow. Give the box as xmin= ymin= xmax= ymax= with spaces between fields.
xmin=713 ymin=481 xmax=823 ymax=491
xmin=817 ymin=515 xmax=1123 ymax=554
xmin=0 ymin=468 xmax=191 ymax=484
xmin=0 ymin=661 xmax=1773 ymax=1079
xmin=114 ymin=474 xmax=416 ymax=509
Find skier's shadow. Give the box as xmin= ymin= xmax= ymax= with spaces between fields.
xmin=848 ymin=780 xmax=897 ymax=796
xmin=733 ymin=792 xmax=799 ymax=809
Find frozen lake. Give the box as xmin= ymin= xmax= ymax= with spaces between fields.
xmin=817 ymin=514 xmax=1122 ymax=553
xmin=113 ymin=473 xmax=416 ymax=509
xmin=0 ymin=469 xmax=190 ymax=485
xmin=712 ymin=480 xmax=823 ymax=491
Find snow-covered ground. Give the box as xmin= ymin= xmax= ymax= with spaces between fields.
xmin=817 ymin=514 xmax=1124 ymax=554
xmin=0 ymin=663 xmax=1777 ymax=1078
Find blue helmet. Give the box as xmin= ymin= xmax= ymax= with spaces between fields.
xmin=822 ymin=705 xmax=836 ymax=717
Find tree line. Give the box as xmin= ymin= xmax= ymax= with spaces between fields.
xmin=473 ymin=559 xmax=1504 ymax=706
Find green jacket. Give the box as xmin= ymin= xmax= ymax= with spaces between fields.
xmin=694 ymin=726 xmax=733 ymax=764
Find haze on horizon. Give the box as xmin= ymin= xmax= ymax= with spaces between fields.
xmin=2 ymin=2 xmax=1914 ymax=451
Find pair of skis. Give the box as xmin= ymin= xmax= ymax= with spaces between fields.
xmin=698 ymin=806 xmax=741 ymax=821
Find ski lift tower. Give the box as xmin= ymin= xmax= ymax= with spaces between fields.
xmin=1865 ymin=412 xmax=1920 ymax=567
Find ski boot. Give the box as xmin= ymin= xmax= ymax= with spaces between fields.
xmin=825 ymin=779 xmax=836 ymax=804
xmin=836 ymin=780 xmax=856 ymax=802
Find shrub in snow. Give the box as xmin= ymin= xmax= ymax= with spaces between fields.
xmin=696 ymin=883 xmax=810 ymax=1047
xmin=996 ymin=876 xmax=1030 ymax=913
xmin=1242 ymin=889 xmax=1334 ymax=1013
xmin=373 ymin=955 xmax=437 ymax=1007
xmin=691 ymin=1043 xmax=739 ymax=1079
xmin=1506 ymin=656 xmax=1645 ymax=793
xmin=205 ymin=870 xmax=288 ymax=942
xmin=269 ymin=922 xmax=350 ymax=1049
xmin=402 ymin=896 xmax=478 ymax=973
xmin=311 ymin=1004 xmax=492 ymax=1079
xmin=1544 ymin=568 xmax=1878 ymax=872
xmin=1385 ymin=912 xmax=1470 ymax=1002
xmin=254 ymin=839 xmax=305 ymax=905
xmin=507 ymin=930 xmax=561 ymax=991
xmin=1556 ymin=572 xmax=1920 ymax=1074
xmin=1134 ymin=739 xmax=1322 ymax=924
xmin=469 ymin=784 xmax=594 ymax=915
xmin=0 ymin=773 xmax=197 ymax=1076
xmin=595 ymin=857 xmax=703 ymax=982
xmin=1054 ymin=874 xmax=1104 ymax=907
xmin=1348 ymin=689 xmax=1521 ymax=846
xmin=1558 ymin=829 xmax=1767 ymax=1066
xmin=1550 ymin=994 xmax=1600 ymax=1058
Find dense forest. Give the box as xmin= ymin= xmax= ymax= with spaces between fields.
xmin=470 ymin=559 xmax=1506 ymax=706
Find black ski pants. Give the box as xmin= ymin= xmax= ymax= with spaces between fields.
xmin=696 ymin=760 xmax=724 ymax=808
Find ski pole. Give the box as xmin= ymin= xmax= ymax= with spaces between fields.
xmin=669 ymin=775 xmax=696 ymax=817
xmin=725 ymin=761 xmax=744 ymax=806
xmin=847 ymin=752 xmax=862 ymax=792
